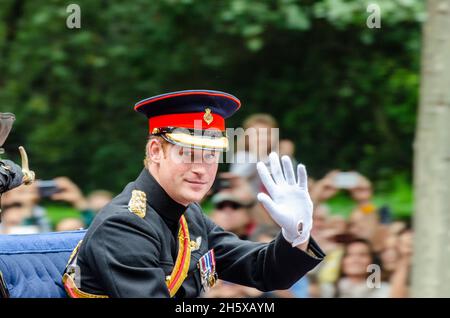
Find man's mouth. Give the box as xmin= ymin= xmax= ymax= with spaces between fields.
xmin=185 ymin=180 xmax=207 ymax=185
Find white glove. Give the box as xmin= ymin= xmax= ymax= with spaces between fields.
xmin=256 ymin=152 xmax=313 ymax=247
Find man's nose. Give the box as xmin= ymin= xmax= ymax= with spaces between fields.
xmin=190 ymin=163 xmax=207 ymax=175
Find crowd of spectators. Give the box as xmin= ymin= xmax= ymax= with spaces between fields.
xmin=0 ymin=113 xmax=413 ymax=298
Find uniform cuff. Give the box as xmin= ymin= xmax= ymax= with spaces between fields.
xmin=280 ymin=232 xmax=325 ymax=260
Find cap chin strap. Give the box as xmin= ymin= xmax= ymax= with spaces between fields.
xmin=163 ymin=133 xmax=228 ymax=151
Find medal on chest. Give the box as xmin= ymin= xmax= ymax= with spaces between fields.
xmin=198 ymin=249 xmax=218 ymax=291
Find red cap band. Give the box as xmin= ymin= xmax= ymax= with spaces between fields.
xmin=149 ymin=112 xmax=225 ymax=132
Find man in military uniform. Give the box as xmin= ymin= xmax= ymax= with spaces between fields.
xmin=0 ymin=160 xmax=24 ymax=195
xmin=63 ymin=90 xmax=325 ymax=298
xmin=0 ymin=112 xmax=34 ymax=204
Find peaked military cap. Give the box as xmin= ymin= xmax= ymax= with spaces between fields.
xmin=134 ymin=90 xmax=241 ymax=151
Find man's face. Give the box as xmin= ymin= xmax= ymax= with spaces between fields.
xmin=1 ymin=184 xmax=39 ymax=208
xmin=211 ymin=201 xmax=250 ymax=234
xmin=87 ymin=193 xmax=112 ymax=212
xmin=149 ymin=140 xmax=219 ymax=206
xmin=348 ymin=209 xmax=378 ymax=240
xmin=342 ymin=242 xmax=373 ymax=277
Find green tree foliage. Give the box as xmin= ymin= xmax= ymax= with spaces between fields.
xmin=0 ymin=0 xmax=423 ymax=193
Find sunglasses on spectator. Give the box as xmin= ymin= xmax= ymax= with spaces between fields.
xmin=1 ymin=202 xmax=24 ymax=212
xmin=215 ymin=201 xmax=255 ymax=210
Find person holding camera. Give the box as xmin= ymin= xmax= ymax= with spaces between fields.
xmin=37 ymin=177 xmax=112 ymax=230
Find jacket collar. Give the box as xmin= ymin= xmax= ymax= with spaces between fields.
xmin=134 ymin=169 xmax=187 ymax=223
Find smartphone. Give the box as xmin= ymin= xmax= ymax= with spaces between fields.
xmin=333 ymin=172 xmax=359 ymax=189
xmin=378 ymin=205 xmax=392 ymax=224
xmin=37 ymin=180 xmax=61 ymax=198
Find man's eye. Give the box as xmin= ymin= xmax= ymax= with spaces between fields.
xmin=204 ymin=152 xmax=218 ymax=161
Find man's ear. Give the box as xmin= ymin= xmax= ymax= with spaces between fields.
xmin=147 ymin=139 xmax=163 ymax=164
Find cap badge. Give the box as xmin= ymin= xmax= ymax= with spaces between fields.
xmin=203 ymin=108 xmax=213 ymax=125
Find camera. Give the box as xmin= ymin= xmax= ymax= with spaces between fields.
xmin=333 ymin=172 xmax=359 ymax=189
xmin=36 ymin=180 xmax=61 ymax=198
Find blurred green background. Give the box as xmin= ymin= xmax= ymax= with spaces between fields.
xmin=0 ymin=0 xmax=423 ymax=220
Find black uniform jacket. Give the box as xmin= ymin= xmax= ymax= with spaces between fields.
xmin=76 ymin=169 xmax=325 ymax=297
